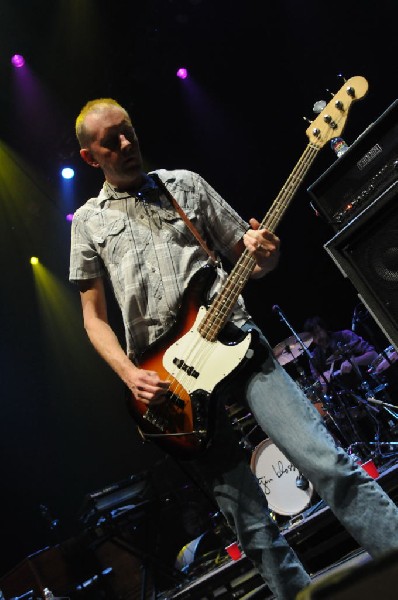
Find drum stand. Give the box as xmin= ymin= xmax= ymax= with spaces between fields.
xmin=322 ymin=384 xmax=374 ymax=457
xmin=352 ymin=392 xmax=398 ymax=463
xmin=325 ymin=345 xmax=397 ymax=460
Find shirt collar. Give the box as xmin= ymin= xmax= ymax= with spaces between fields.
xmin=101 ymin=174 xmax=160 ymax=204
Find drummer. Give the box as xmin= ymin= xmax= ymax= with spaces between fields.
xmin=302 ymin=316 xmax=378 ymax=394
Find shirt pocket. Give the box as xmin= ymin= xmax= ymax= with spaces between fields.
xmin=162 ymin=207 xmax=201 ymax=245
xmin=93 ymin=218 xmax=131 ymax=265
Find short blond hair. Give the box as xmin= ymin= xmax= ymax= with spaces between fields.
xmin=75 ymin=98 xmax=130 ymax=147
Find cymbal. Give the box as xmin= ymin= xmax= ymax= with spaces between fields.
xmin=273 ymin=333 xmax=313 ymax=366
xmin=326 ymin=342 xmax=358 ymax=364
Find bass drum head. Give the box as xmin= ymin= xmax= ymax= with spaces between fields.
xmin=250 ymin=438 xmax=314 ymax=516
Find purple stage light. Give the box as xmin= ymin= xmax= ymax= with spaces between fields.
xmin=176 ymin=67 xmax=188 ymax=80
xmin=66 ymin=213 xmax=74 ymax=222
xmin=11 ymin=54 xmax=25 ymax=68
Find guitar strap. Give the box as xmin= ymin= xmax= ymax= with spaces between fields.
xmin=150 ymin=173 xmax=218 ymax=265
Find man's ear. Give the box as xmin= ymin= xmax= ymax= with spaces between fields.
xmin=80 ymin=148 xmax=100 ymax=168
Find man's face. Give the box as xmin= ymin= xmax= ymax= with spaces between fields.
xmin=312 ymin=325 xmax=329 ymax=348
xmin=82 ymin=106 xmax=143 ymax=188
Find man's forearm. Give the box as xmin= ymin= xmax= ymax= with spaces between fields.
xmin=84 ymin=318 xmax=138 ymax=384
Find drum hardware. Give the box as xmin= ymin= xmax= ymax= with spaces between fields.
xmin=367 ymin=381 xmax=388 ymax=395
xmin=225 ymin=402 xmax=264 ymax=452
xmin=361 ymin=395 xmax=398 ymax=437
xmin=225 ymin=402 xmax=247 ymax=417
xmin=321 ymin=343 xmax=397 ymax=452
xmin=231 ymin=412 xmax=256 ymax=427
xmin=235 ymin=416 xmax=261 ymax=453
xmin=285 ymin=499 xmax=328 ymax=531
xmin=348 ymin=440 xmax=398 ymax=464
xmin=295 ymin=474 xmax=310 ymax=490
xmin=320 ymin=386 xmax=378 ymax=454
xmin=319 ymin=396 xmax=350 ymax=448
xmin=369 ymin=345 xmax=398 ymax=375
xmin=346 ymin=392 xmax=398 ymax=463
xmin=298 ymin=377 xmax=328 ymax=417
xmin=325 ymin=341 xmax=361 ymax=365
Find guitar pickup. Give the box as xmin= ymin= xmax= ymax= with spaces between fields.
xmin=167 ymin=391 xmax=185 ymax=410
xmin=172 ymin=357 xmax=199 ymax=378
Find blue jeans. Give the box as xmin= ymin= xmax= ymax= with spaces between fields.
xmin=192 ymin=322 xmax=398 ymax=600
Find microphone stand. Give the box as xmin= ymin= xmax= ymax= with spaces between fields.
xmin=272 ymin=305 xmax=317 ymax=491
xmin=272 ymin=305 xmax=312 ymax=361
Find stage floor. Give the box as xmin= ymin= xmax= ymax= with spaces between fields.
xmin=159 ymin=455 xmax=398 ymax=600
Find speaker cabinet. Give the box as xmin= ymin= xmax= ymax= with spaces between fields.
xmin=325 ymin=181 xmax=398 ymax=351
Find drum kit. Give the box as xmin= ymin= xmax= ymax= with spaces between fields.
xmin=226 ymin=331 xmax=398 ymax=523
xmin=175 ymin=333 xmax=398 ymax=573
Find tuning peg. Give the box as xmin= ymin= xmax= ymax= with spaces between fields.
xmin=346 ymin=86 xmax=356 ymax=98
xmin=312 ymin=100 xmax=326 ymax=114
xmin=326 ymin=75 xmax=348 ymax=99
xmin=303 ymin=116 xmax=313 ymax=124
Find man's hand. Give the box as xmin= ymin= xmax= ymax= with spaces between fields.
xmin=127 ymin=368 xmax=170 ymax=405
xmin=340 ymin=359 xmax=354 ymax=374
xmin=244 ymin=218 xmax=280 ymax=277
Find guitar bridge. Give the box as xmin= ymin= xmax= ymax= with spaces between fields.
xmin=143 ymin=410 xmax=168 ymax=431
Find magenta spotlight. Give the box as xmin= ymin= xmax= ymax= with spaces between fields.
xmin=176 ymin=67 xmax=188 ymax=80
xmin=66 ymin=213 xmax=74 ymax=222
xmin=11 ymin=54 xmax=25 ymax=68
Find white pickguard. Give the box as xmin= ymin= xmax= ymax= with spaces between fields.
xmin=163 ymin=306 xmax=252 ymax=394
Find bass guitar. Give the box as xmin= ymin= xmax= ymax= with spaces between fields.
xmin=129 ymin=76 xmax=369 ymax=458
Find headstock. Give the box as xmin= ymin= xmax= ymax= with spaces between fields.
xmin=306 ymin=76 xmax=369 ymax=148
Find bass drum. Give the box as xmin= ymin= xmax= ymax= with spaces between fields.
xmin=250 ymin=438 xmax=314 ymax=516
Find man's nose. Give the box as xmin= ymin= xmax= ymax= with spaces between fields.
xmin=119 ymin=133 xmax=131 ymax=148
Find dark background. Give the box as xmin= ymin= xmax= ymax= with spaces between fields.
xmin=1 ymin=0 xmax=398 ymax=591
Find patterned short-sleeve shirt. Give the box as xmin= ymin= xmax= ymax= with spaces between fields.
xmin=69 ymin=168 xmax=252 ymax=360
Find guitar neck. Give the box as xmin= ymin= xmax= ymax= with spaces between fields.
xmin=199 ymin=143 xmax=321 ymax=340
xmin=197 ymin=74 xmax=369 ymax=341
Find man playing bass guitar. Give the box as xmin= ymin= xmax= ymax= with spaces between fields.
xmin=69 ymin=98 xmax=398 ymax=600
